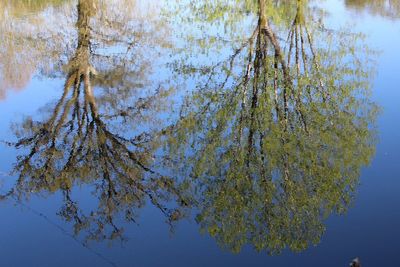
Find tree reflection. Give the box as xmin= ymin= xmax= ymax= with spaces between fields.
xmin=165 ymin=0 xmax=378 ymax=254
xmin=2 ymin=0 xmax=188 ymax=243
xmin=0 ymin=0 xmax=165 ymax=100
xmin=0 ymin=0 xmax=68 ymax=14
xmin=345 ymin=0 xmax=400 ymax=19
xmin=0 ymin=0 xmax=72 ymax=100
xmin=1 ymin=0 xmax=379 ymax=255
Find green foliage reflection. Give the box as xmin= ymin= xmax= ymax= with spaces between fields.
xmin=164 ymin=0 xmax=378 ymax=254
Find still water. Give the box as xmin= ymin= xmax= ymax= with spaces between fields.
xmin=0 ymin=0 xmax=399 ymax=266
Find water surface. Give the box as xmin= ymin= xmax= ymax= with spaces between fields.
xmin=0 ymin=0 xmax=399 ymax=266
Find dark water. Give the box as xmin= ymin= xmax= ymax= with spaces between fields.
xmin=0 ymin=0 xmax=399 ymax=266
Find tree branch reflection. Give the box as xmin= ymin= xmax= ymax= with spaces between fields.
xmin=3 ymin=0 xmax=188 ymax=244
xmin=164 ymin=0 xmax=378 ymax=254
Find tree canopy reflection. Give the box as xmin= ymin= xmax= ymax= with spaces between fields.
xmin=345 ymin=0 xmax=400 ymax=19
xmin=164 ymin=0 xmax=378 ymax=254
xmin=0 ymin=0 xmax=73 ymax=100
xmin=2 ymin=0 xmax=188 ymax=243
xmin=0 ymin=0 xmax=379 ymax=255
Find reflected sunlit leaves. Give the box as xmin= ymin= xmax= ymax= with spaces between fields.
xmin=163 ymin=0 xmax=378 ymax=254
xmin=0 ymin=0 xmax=379 ymax=256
